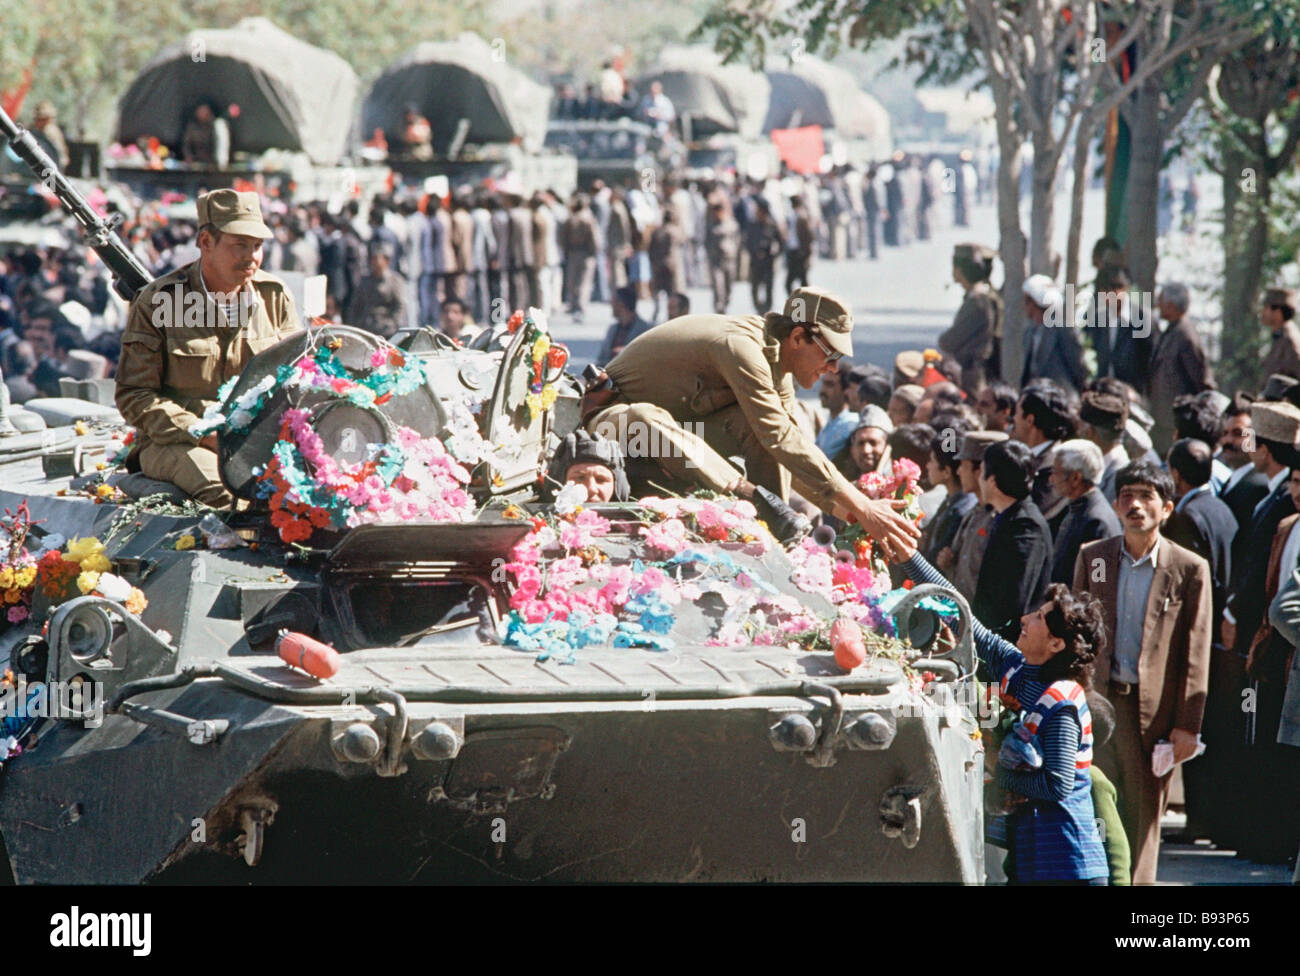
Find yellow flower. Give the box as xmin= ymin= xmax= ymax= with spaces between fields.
xmin=95 ymin=484 xmax=114 ymax=499
xmin=540 ymin=384 xmax=558 ymax=410
xmin=0 ymin=568 xmax=12 ymax=590
xmin=74 ymin=421 xmax=88 ymax=436
xmin=525 ymin=392 xmax=542 ymax=420
xmin=65 ymin=537 xmax=106 ymax=564
xmin=80 ymin=553 xmax=112 ymax=574
xmin=175 ymin=535 xmax=196 ymax=551
xmin=14 ymin=566 xmax=36 ymax=589
xmin=532 ymin=333 xmax=551 ymax=362
xmin=77 ymin=571 xmax=101 ymax=595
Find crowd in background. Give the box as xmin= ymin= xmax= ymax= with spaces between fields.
xmin=790 ymin=238 xmax=1299 ymax=883
xmin=0 ymin=150 xmax=978 ymax=404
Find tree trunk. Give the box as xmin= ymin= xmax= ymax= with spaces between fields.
xmin=997 ymin=128 xmax=1028 ymax=383
xmin=1065 ymin=115 xmax=1095 ymax=289
xmin=1220 ymin=142 xmax=1271 ymax=393
xmin=1029 ymin=123 xmax=1058 ymax=276
xmin=1123 ymin=83 xmax=1163 ymax=293
xmin=1218 ymin=142 xmax=1251 ymax=373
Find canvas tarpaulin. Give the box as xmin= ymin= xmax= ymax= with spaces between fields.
xmin=764 ymin=56 xmax=891 ymax=156
xmin=362 ymin=35 xmax=551 ymax=153
xmin=637 ymin=45 xmax=771 ymax=140
xmin=115 ymin=18 xmax=358 ymax=166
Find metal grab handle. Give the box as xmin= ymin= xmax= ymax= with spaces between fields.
xmin=888 ymin=583 xmax=975 ymax=679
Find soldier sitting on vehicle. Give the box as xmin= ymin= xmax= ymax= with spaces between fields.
xmin=115 ymin=189 xmax=302 ymax=508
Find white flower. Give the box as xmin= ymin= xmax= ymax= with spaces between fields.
xmin=94 ymin=572 xmax=131 ymax=601
xmin=555 ymin=482 xmax=587 ymax=515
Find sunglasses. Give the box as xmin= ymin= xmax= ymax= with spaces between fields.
xmin=808 ymin=329 xmax=842 ymax=365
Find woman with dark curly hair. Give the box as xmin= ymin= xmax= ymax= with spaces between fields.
xmin=899 ymin=550 xmax=1110 ymax=884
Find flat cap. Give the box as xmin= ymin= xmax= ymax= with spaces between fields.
xmin=1264 ymin=287 xmax=1299 ymax=313
xmin=955 ymin=429 xmax=1009 ymax=461
xmin=1199 ymin=390 xmax=1231 ymax=417
xmin=784 ymin=286 xmax=853 ymax=358
xmin=1261 ymin=372 xmax=1300 ymax=402
xmin=891 ymin=383 xmax=924 ymax=408
xmin=855 ymin=404 xmax=894 ymax=435
xmin=197 ymin=189 xmax=272 ymax=239
xmin=893 ymin=350 xmax=924 ymax=384
xmin=1252 ymin=401 xmax=1300 ymax=445
xmin=1080 ymin=391 xmax=1128 ymax=432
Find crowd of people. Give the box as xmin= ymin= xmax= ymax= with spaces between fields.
xmin=4 ymin=142 xmax=1296 ymax=886
xmin=780 ymin=238 xmax=1298 ymax=883
xmin=0 ymin=146 xmax=979 ymax=409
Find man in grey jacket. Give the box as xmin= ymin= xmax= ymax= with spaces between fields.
xmin=1020 ymin=274 xmax=1086 ymax=394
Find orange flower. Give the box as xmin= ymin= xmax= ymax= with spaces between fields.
xmin=124 ymin=588 xmax=148 ymax=616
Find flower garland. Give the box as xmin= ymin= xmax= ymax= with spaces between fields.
xmin=257 ymin=409 xmax=475 ymax=544
xmin=189 ymin=341 xmax=429 ymax=440
xmin=0 ymin=504 xmax=38 ymax=626
xmin=496 ymin=469 xmax=950 ymax=664
xmin=506 ymin=309 xmax=569 ymax=421
xmin=498 ymin=495 xmax=835 ymax=660
xmin=36 ymin=535 xmax=147 ymax=616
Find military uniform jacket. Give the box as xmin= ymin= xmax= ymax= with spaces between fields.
xmin=605 ymin=314 xmax=855 ymax=511
xmin=116 ymin=261 xmax=302 ymax=449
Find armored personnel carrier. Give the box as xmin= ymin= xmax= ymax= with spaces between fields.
xmin=0 ymin=108 xmax=986 ymax=884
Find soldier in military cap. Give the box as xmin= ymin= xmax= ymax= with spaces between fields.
xmin=30 ymin=100 xmax=69 ymax=170
xmin=584 ymin=286 xmax=920 ymax=554
xmin=116 ymin=189 xmax=303 ymax=508
xmin=939 ymin=243 xmax=1002 ymax=394
xmin=1258 ymin=286 xmax=1300 ymax=389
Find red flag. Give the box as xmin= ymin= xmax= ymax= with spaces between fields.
xmin=769 ymin=125 xmax=825 ymax=175
xmin=1 ymin=62 xmax=35 ymax=118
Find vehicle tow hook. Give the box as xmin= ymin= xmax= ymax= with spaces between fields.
xmin=881 ymin=787 xmax=923 ymax=849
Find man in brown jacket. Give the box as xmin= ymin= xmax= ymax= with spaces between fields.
xmin=1073 ymin=460 xmax=1212 ymax=884
xmin=1258 ymin=286 xmax=1300 ymax=391
xmin=116 ymin=189 xmax=302 ymax=508
xmin=587 ymin=286 xmax=920 ymax=555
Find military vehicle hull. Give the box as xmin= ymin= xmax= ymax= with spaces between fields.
xmin=3 ymin=647 xmax=983 ymax=884
xmin=0 ymin=486 xmax=984 ymax=884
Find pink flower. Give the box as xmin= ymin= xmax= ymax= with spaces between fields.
xmin=598 ymin=565 xmax=633 ymax=608
xmin=548 ymin=555 xmax=587 ymax=591
xmin=7 ymin=605 xmax=28 ymax=624
xmin=643 ymin=518 xmax=688 ymax=557
xmin=515 ymin=566 xmax=542 ymax=600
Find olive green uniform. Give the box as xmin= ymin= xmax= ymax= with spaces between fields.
xmin=589 ymin=313 xmax=854 ymax=510
xmin=115 ymin=261 xmax=302 ymax=507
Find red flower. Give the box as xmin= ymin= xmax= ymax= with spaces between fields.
xmin=977 ymin=527 xmax=988 ymax=538
xmin=388 ymin=349 xmax=405 ymax=368
xmin=902 ymin=579 xmax=914 ymax=589
xmin=922 ymin=671 xmax=937 ymax=684
xmin=374 ymin=392 xmax=393 ymax=406
xmin=507 ymin=310 xmax=525 ymax=333
xmin=547 ymin=344 xmax=569 ymax=370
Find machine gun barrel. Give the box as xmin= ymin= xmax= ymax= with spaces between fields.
xmin=0 ymin=105 xmax=152 ymax=301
